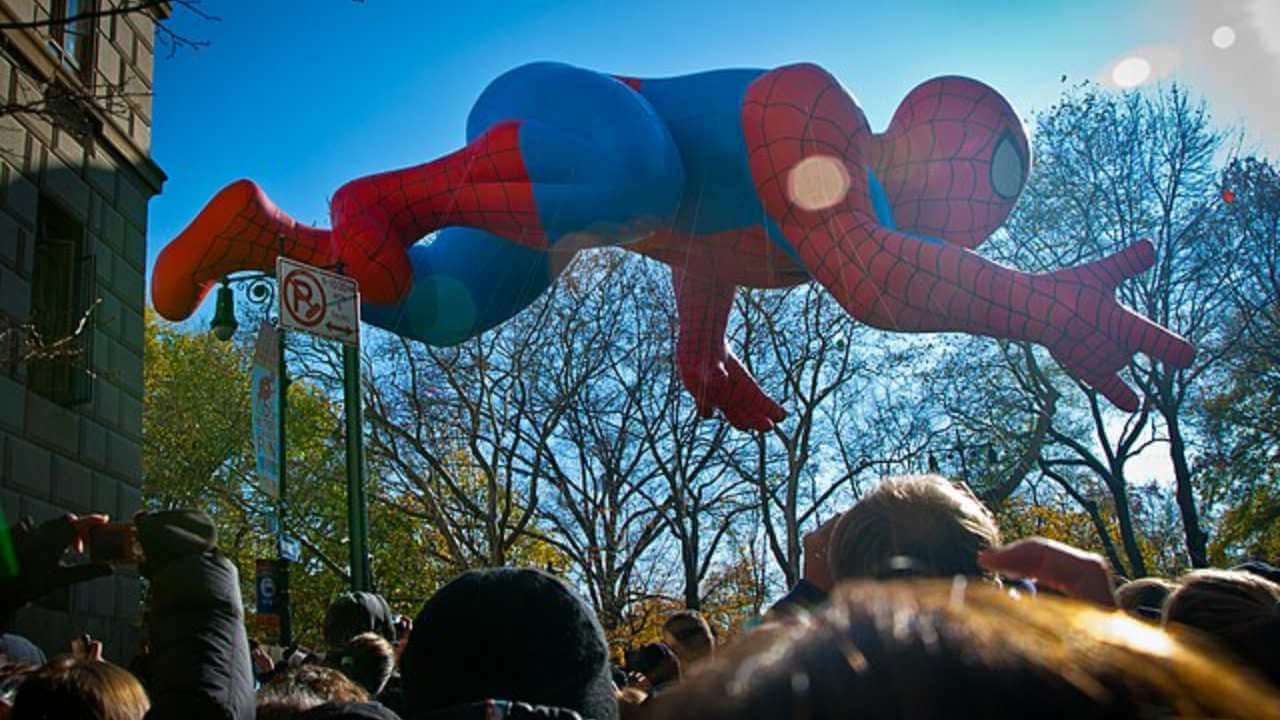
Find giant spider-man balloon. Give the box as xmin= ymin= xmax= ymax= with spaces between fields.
xmin=153 ymin=62 xmax=1194 ymax=430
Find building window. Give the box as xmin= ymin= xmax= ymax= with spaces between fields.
xmin=28 ymin=196 xmax=95 ymax=406
xmin=49 ymin=0 xmax=97 ymax=82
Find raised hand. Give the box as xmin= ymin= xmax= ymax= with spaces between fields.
xmin=1 ymin=514 xmax=112 ymax=625
xmin=979 ymin=536 xmax=1116 ymax=609
xmin=1036 ymin=240 xmax=1195 ymax=411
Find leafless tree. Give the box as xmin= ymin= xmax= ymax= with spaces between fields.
xmin=351 ymin=281 xmax=566 ymax=569
xmin=727 ymin=283 xmax=935 ymax=586
xmin=518 ymin=251 xmax=674 ymax=630
xmin=973 ymin=82 xmax=1243 ymax=571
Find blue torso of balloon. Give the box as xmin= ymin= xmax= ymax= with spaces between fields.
xmin=359 ymin=65 xmax=811 ymax=347
xmin=630 ymin=69 xmax=770 ymax=236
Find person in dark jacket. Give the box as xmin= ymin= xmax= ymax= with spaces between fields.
xmin=1 ymin=511 xmax=255 ymax=720
xmin=322 ymin=592 xmax=408 ymax=714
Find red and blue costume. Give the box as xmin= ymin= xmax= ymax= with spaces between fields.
xmin=153 ymin=62 xmax=1194 ymax=430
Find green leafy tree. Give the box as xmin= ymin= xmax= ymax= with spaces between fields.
xmin=143 ymin=311 xmax=454 ymax=646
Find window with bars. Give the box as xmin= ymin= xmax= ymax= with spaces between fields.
xmin=28 ymin=195 xmax=95 ymax=406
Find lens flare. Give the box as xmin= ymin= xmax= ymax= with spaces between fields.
xmin=1211 ymin=25 xmax=1237 ymax=49
xmin=787 ymin=155 xmax=851 ymax=211
xmin=1111 ymin=56 xmax=1152 ymax=88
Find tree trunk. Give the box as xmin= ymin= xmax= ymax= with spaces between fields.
xmin=1082 ymin=497 xmax=1130 ymax=578
xmin=683 ymin=543 xmax=701 ymax=610
xmin=1165 ymin=411 xmax=1209 ymax=567
xmin=1109 ymin=478 xmax=1148 ymax=578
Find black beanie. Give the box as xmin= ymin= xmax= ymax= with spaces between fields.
xmin=324 ymin=591 xmax=398 ymax=649
xmin=400 ymin=568 xmax=618 ymax=720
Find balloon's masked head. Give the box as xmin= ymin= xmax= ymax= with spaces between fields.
xmin=870 ymin=77 xmax=1031 ymax=250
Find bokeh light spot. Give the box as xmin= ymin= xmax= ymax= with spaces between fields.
xmin=1211 ymin=25 xmax=1236 ymax=49
xmin=787 ymin=155 xmax=851 ymax=211
xmin=1111 ymin=56 xmax=1152 ymax=88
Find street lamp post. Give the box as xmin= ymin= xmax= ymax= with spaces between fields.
xmin=209 ymin=270 xmax=293 ymax=648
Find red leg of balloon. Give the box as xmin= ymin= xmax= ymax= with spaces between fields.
xmin=672 ymin=267 xmax=786 ymax=431
xmin=328 ymin=120 xmax=548 ymax=304
xmin=152 ymin=121 xmax=545 ymax=318
xmin=742 ymin=64 xmax=1194 ymax=411
xmin=151 ymin=180 xmax=336 ymax=321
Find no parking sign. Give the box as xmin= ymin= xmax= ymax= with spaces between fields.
xmin=276 ymin=258 xmax=360 ymax=345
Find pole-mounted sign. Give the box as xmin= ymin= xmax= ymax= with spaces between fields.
xmin=276 ymin=257 xmax=360 ymax=345
xmin=274 ymin=256 xmax=372 ymax=592
xmin=251 ymin=321 xmax=280 ymax=499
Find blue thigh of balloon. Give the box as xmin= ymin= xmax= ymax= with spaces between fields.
xmin=362 ymin=61 xmax=684 ymax=346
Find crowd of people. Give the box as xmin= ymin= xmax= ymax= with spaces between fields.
xmin=1 ymin=474 xmax=1278 ymax=718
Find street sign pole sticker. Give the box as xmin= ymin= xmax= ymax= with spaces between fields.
xmin=276 ymin=257 xmax=361 ymax=346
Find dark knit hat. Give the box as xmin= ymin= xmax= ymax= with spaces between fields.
xmin=324 ymin=592 xmax=398 ymax=649
xmin=0 ymin=633 xmax=46 ymax=666
xmin=400 ymin=568 xmax=618 ymax=720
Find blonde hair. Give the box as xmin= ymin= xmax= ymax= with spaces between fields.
xmin=13 ymin=655 xmax=149 ymax=720
xmin=646 ymin=581 xmax=1280 ymax=719
xmin=1164 ymin=568 xmax=1280 ymax=686
xmin=829 ymin=474 xmax=1000 ymax=581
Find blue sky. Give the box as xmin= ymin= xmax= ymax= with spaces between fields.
xmin=146 ymin=0 xmax=1279 ymax=272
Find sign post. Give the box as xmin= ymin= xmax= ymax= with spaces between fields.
xmin=276 ymin=258 xmax=371 ymax=592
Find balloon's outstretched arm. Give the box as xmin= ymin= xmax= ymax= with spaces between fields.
xmin=776 ymin=207 xmax=1193 ymax=410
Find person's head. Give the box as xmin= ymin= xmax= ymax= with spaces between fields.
xmin=828 ymin=474 xmax=1000 ymax=581
xmin=871 ymin=76 xmax=1031 ymax=249
xmin=662 ymin=610 xmax=714 ymax=666
xmin=1234 ymin=560 xmax=1280 ymax=585
xmin=12 ymin=655 xmax=149 ymax=720
xmin=323 ymin=592 xmax=397 ymax=651
xmin=329 ymin=632 xmax=395 ymax=698
xmin=1163 ymin=568 xmax=1280 ymax=687
xmin=256 ymin=664 xmax=370 ymax=720
xmin=624 ymin=643 xmax=680 ymax=688
xmin=401 ymin=567 xmax=618 ymax=719
xmin=644 ymin=581 xmax=1280 ymax=720
xmin=1115 ymin=577 xmax=1178 ymax=621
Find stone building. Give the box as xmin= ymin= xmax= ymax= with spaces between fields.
xmin=0 ymin=0 xmax=164 ymax=657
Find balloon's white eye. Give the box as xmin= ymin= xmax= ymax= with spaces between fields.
xmin=990 ymin=134 xmax=1025 ymax=200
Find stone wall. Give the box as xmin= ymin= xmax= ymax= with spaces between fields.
xmin=0 ymin=0 xmax=164 ymax=659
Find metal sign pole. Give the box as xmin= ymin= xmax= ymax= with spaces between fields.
xmin=343 ymin=341 xmax=370 ymax=592
xmin=275 ymin=252 xmax=368 ymax=593
xmin=275 ymin=238 xmax=294 ymax=648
